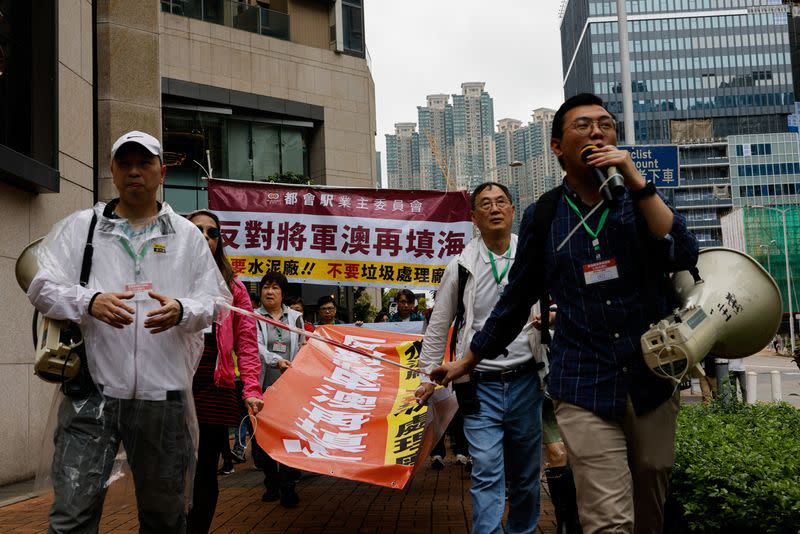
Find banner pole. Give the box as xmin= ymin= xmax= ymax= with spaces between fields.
xmin=220 ymin=302 xmax=432 ymax=378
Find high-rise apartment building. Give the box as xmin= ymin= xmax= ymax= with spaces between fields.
xmin=495 ymin=118 xmax=524 ymax=230
xmin=417 ymin=94 xmax=454 ymax=190
xmin=385 ymin=122 xmax=421 ymax=189
xmin=452 ymin=82 xmax=497 ymax=190
xmin=560 ymin=0 xmax=796 ymax=247
xmin=493 ymin=110 xmax=563 ymax=231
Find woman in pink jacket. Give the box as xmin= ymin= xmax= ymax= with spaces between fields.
xmin=187 ymin=210 xmax=263 ymax=534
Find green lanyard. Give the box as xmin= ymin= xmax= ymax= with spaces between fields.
xmin=564 ymin=194 xmax=610 ymax=254
xmin=118 ymin=238 xmax=150 ymax=276
xmin=488 ymin=244 xmax=512 ymax=286
xmin=272 ymin=323 xmax=284 ymax=342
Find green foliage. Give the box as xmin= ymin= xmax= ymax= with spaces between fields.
xmin=263 ymin=171 xmax=313 ymax=185
xmin=381 ymin=289 xmax=399 ymax=311
xmin=666 ymin=400 xmax=800 ymax=533
xmin=353 ymin=287 xmax=377 ymax=322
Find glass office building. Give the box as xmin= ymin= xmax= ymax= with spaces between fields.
xmin=560 ymin=0 xmax=796 ymax=246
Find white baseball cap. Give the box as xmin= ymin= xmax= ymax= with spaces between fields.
xmin=111 ymin=130 xmax=163 ymax=161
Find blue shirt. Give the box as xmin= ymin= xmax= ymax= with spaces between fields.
xmin=470 ymin=183 xmax=699 ymax=418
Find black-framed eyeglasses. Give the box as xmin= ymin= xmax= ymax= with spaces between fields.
xmin=571 ymin=117 xmax=617 ymax=135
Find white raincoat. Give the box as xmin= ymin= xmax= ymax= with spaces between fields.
xmin=27 ymin=201 xmax=231 ymax=400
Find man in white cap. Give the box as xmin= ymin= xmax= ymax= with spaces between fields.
xmin=28 ymin=130 xmax=231 ymax=533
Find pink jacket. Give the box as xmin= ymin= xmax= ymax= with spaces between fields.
xmin=215 ymin=277 xmax=262 ymax=400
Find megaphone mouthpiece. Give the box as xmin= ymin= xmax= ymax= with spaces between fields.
xmin=580 ymin=144 xmax=599 ymax=162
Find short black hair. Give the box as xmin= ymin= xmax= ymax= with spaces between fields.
xmin=551 ymin=93 xmax=612 ymax=139
xmin=259 ymin=271 xmax=288 ymax=296
xmin=395 ymin=289 xmax=416 ymax=304
xmin=470 ymin=182 xmax=513 ymax=210
xmin=317 ymin=295 xmax=336 ymax=308
xmin=284 ymin=295 xmax=303 ymax=309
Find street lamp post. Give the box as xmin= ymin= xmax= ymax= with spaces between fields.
xmin=753 ymin=205 xmax=795 ymax=354
xmin=482 ymin=160 xmax=523 ymax=182
xmin=758 ymin=240 xmax=777 ymax=274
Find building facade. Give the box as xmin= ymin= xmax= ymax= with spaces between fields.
xmin=729 ymin=132 xmax=800 ymax=208
xmin=417 ymin=94 xmax=453 ymax=191
xmin=0 ymin=0 xmax=376 ymax=485
xmin=560 ymin=0 xmax=796 ymax=247
xmin=721 ymin=205 xmax=800 ymax=320
xmin=385 ymin=122 xmax=421 ymax=189
xmin=452 ymin=82 xmax=497 ymax=190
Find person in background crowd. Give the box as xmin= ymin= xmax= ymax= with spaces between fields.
xmin=374 ymin=310 xmax=391 ymax=323
xmin=316 ymin=295 xmax=343 ymax=325
xmin=389 ymin=289 xmax=424 ymax=322
xmin=186 ymin=210 xmax=263 ymax=534
xmin=285 ymin=295 xmax=315 ymax=332
xmin=727 ymin=358 xmax=747 ymax=401
xmin=254 ymin=272 xmax=305 ymax=507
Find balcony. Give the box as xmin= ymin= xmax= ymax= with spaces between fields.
xmin=161 ymin=0 xmax=290 ymax=41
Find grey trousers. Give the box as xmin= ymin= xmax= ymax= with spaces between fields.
xmin=48 ymin=389 xmax=191 ymax=534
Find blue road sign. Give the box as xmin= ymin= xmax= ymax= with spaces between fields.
xmin=618 ymin=145 xmax=680 ymax=188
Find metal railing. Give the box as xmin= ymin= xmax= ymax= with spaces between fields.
xmin=161 ymin=0 xmax=290 ymax=41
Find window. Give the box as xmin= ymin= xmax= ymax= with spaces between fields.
xmin=0 ymin=0 xmax=59 ymax=192
xmin=162 ymin=107 xmax=312 ymax=213
xmin=342 ymin=0 xmax=364 ymax=55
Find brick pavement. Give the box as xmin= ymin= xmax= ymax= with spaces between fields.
xmin=0 ymin=453 xmax=557 ymax=533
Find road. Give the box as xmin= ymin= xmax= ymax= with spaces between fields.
xmin=733 ymin=350 xmax=800 ymax=408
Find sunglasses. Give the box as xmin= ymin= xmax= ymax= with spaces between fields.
xmin=195 ymin=225 xmax=220 ymax=238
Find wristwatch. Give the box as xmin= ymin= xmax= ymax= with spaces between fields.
xmin=631 ymin=181 xmax=657 ymax=201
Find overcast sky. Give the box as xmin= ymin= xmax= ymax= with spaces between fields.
xmin=365 ymin=1 xmax=567 ymax=184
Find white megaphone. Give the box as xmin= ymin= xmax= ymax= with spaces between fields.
xmin=15 ymin=239 xmax=83 ymax=383
xmin=641 ymin=247 xmax=783 ymax=382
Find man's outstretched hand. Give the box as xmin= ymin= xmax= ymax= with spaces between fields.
xmin=430 ymin=350 xmax=479 ymax=386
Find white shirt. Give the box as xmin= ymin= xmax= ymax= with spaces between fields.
xmin=471 ymin=240 xmax=533 ymax=373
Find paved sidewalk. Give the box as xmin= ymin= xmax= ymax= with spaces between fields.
xmin=0 ymin=453 xmax=557 ymax=533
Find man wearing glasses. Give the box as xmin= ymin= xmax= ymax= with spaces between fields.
xmin=432 ymin=94 xmax=698 ymax=534
xmin=415 ymin=182 xmax=547 ymax=534
xmin=316 ymin=295 xmax=343 ymax=325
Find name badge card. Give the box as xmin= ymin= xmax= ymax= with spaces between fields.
xmin=583 ymin=259 xmax=619 ymax=285
xmin=273 ymin=341 xmax=287 ymax=354
xmin=125 ymin=281 xmax=154 ymax=301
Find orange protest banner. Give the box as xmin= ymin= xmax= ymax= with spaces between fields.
xmin=255 ymin=325 xmax=451 ymax=489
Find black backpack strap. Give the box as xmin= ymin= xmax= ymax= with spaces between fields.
xmin=80 ymin=212 xmax=98 ymax=287
xmin=531 ymin=186 xmax=563 ymax=345
xmin=448 ymin=264 xmax=470 ymax=361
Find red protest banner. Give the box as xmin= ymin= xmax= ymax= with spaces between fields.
xmin=254 ymin=326 xmax=453 ymax=489
xmin=207 ymin=180 xmax=472 ymax=289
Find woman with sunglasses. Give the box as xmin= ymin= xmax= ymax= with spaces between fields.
xmin=186 ymin=210 xmax=263 ymax=534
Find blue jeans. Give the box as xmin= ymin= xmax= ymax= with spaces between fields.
xmin=463 ymin=371 xmax=543 ymax=534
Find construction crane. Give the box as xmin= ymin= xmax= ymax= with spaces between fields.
xmin=424 ymin=129 xmax=456 ymax=191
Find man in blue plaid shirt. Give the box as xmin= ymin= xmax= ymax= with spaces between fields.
xmin=432 ymin=93 xmax=699 ymax=534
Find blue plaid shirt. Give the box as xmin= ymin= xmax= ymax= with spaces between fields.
xmin=470 ymin=183 xmax=699 ymax=418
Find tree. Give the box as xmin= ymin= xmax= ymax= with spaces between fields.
xmin=353 ymin=287 xmax=377 ymax=322
xmin=263 ymin=171 xmax=314 ymax=185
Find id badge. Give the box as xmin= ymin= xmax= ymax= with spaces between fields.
xmin=125 ymin=281 xmax=154 ymax=301
xmin=273 ymin=341 xmax=287 ymax=354
xmin=583 ymin=258 xmax=619 ymax=285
